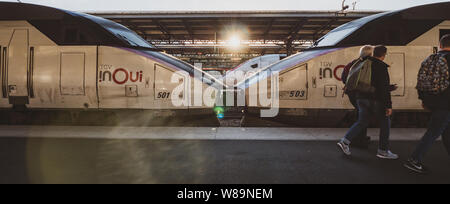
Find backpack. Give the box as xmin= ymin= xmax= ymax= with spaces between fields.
xmin=416 ymin=53 xmax=450 ymax=95
xmin=344 ymin=58 xmax=376 ymax=94
xmin=341 ymin=59 xmax=358 ymax=85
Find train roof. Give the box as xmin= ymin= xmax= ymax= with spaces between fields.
xmin=0 ymin=2 xmax=155 ymax=49
xmin=312 ymin=2 xmax=450 ymax=48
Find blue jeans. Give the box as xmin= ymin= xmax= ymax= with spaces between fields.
xmin=412 ymin=110 xmax=450 ymax=163
xmin=349 ymin=94 xmax=368 ymax=139
xmin=342 ymin=99 xmax=391 ymax=151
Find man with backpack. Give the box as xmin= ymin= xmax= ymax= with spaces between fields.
xmin=404 ymin=35 xmax=450 ymax=174
xmin=337 ymin=45 xmax=399 ymax=160
xmin=341 ymin=45 xmax=374 ymax=148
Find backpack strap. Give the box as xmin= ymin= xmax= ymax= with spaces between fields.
xmin=435 ymin=52 xmax=450 ymax=60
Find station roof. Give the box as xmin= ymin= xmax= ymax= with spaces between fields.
xmin=91 ymin=10 xmax=382 ymax=43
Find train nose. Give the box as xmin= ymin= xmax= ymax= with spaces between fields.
xmin=214 ymin=88 xmax=246 ymax=127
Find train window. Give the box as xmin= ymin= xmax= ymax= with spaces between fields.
xmin=80 ymin=13 xmax=155 ymax=49
xmin=440 ymin=29 xmax=450 ymax=39
xmin=312 ymin=12 xmax=386 ymax=47
xmin=314 ymin=27 xmax=358 ymax=47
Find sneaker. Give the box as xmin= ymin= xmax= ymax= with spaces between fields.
xmin=404 ymin=159 xmax=429 ymax=174
xmin=337 ymin=141 xmax=351 ymax=156
xmin=376 ymin=150 xmax=399 ymax=160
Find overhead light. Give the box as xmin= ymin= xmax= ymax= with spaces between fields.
xmin=228 ymin=35 xmax=242 ymax=48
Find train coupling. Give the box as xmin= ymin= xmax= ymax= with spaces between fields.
xmin=214 ymin=88 xmax=246 ymax=127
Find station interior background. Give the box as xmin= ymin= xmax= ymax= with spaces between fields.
xmin=92 ymin=10 xmax=379 ymax=75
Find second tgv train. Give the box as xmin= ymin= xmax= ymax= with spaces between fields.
xmin=223 ymin=54 xmax=286 ymax=86
xmin=230 ymin=2 xmax=450 ymax=126
xmin=0 ymin=2 xmax=222 ymax=120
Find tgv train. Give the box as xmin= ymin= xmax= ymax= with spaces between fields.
xmin=233 ymin=2 xmax=450 ymax=126
xmin=223 ymin=54 xmax=286 ymax=86
xmin=0 ymin=2 xmax=222 ymax=120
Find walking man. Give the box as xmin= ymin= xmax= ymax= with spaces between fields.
xmin=337 ymin=45 xmax=399 ymax=160
xmin=404 ymin=34 xmax=450 ymax=174
xmin=341 ymin=45 xmax=374 ymax=148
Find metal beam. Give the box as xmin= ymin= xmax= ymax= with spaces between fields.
xmin=263 ymin=18 xmax=275 ymax=43
xmin=113 ymin=20 xmax=352 ymax=27
xmin=153 ymin=19 xmax=172 ymax=39
xmin=90 ymin=11 xmax=380 ymax=57
xmin=286 ymin=19 xmax=308 ymax=41
xmin=145 ymin=34 xmax=319 ymax=40
xmin=91 ymin=11 xmax=380 ymax=19
xmin=182 ymin=19 xmax=195 ymax=42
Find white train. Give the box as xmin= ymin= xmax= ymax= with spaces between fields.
xmin=223 ymin=54 xmax=286 ymax=86
xmin=229 ymin=2 xmax=450 ymax=126
xmin=0 ymin=2 xmax=222 ymax=123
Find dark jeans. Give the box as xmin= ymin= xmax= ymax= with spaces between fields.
xmin=349 ymin=94 xmax=368 ymax=139
xmin=343 ymin=99 xmax=390 ymax=151
xmin=411 ymin=109 xmax=450 ymax=163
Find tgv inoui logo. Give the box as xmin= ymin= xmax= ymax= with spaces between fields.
xmin=319 ymin=61 xmax=345 ymax=81
xmin=99 ymin=66 xmax=143 ymax=85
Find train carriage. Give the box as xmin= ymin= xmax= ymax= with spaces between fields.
xmin=233 ymin=2 xmax=450 ymax=126
xmin=0 ymin=2 xmax=222 ymax=125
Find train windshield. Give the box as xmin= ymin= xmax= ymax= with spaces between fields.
xmin=78 ymin=13 xmax=156 ymax=49
xmin=312 ymin=12 xmax=387 ymax=48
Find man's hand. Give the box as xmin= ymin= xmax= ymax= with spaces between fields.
xmin=386 ymin=109 xmax=393 ymax=116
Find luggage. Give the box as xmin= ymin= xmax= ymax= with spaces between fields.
xmin=417 ymin=53 xmax=450 ymax=95
xmin=344 ymin=58 xmax=376 ymax=94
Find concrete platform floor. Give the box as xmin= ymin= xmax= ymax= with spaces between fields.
xmin=0 ymin=125 xmax=429 ymax=141
xmin=0 ymin=126 xmax=448 ymax=184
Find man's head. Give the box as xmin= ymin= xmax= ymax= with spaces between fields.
xmin=440 ymin=34 xmax=450 ymax=50
xmin=359 ymin=45 xmax=374 ymax=58
xmin=373 ymin=45 xmax=387 ymax=61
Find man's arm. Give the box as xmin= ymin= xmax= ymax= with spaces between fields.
xmin=381 ymin=66 xmax=393 ymax=110
xmin=374 ymin=63 xmax=393 ymax=110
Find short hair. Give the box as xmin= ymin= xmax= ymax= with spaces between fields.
xmin=359 ymin=45 xmax=373 ymax=58
xmin=373 ymin=45 xmax=387 ymax=58
xmin=441 ymin=34 xmax=450 ymax=48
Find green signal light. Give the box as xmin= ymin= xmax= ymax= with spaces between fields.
xmin=214 ymin=106 xmax=224 ymax=114
xmin=214 ymin=106 xmax=225 ymax=119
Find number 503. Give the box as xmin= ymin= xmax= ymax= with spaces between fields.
xmin=289 ymin=90 xmax=305 ymax=97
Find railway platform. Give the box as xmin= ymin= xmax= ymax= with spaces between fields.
xmin=0 ymin=125 xmax=449 ymax=184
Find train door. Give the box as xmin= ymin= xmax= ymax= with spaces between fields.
xmin=58 ymin=47 xmax=98 ymax=109
xmin=154 ymin=64 xmax=188 ymax=109
xmin=60 ymin=53 xmax=85 ymax=96
xmin=279 ymin=64 xmax=308 ymax=100
xmin=7 ymin=29 xmax=30 ymax=105
xmin=385 ymin=53 xmax=405 ymax=96
xmin=0 ymin=28 xmax=13 ymax=108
